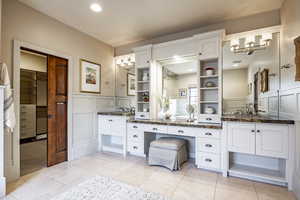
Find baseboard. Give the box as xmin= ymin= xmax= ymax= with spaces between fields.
xmin=293 ymin=172 xmax=300 ymax=200
xmin=0 ymin=176 xmax=6 ymax=197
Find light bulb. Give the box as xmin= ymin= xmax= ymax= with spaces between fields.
xmin=90 ymin=3 xmax=102 ymax=12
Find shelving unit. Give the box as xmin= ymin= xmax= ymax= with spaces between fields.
xmin=134 ymin=45 xmax=152 ymax=120
xmin=198 ymin=58 xmax=221 ymax=123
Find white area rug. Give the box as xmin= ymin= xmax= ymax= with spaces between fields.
xmin=52 ymin=176 xmax=169 ymax=200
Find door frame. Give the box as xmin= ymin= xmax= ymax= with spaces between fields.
xmin=11 ymin=40 xmax=73 ymax=181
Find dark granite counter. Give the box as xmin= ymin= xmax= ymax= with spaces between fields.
xmin=222 ymin=115 xmax=294 ymax=124
xmin=98 ymin=111 xmax=134 ymax=116
xmin=127 ymin=119 xmax=222 ymax=129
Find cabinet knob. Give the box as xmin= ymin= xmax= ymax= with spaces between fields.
xmin=147 ymin=61 xmax=150 ymax=63
xmin=257 ymin=130 xmax=260 ymax=133
xmin=205 ymin=132 xmax=212 ymax=136
xmin=133 ymin=146 xmax=138 ymax=149
xmin=251 ymin=130 xmax=255 ymax=133
xmin=133 ymin=135 xmax=138 ymax=138
xmin=108 ymin=119 xmax=113 ymax=122
xmin=199 ymin=53 xmax=202 ymax=56
xmin=205 ymin=158 xmax=212 ymax=162
xmin=178 ymin=130 xmax=184 ymax=133
xmin=205 ymin=144 xmax=212 ymax=148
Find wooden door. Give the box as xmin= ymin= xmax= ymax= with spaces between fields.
xmin=256 ymin=124 xmax=288 ymax=159
xmin=47 ymin=56 xmax=68 ymax=166
xmin=227 ymin=122 xmax=256 ymax=154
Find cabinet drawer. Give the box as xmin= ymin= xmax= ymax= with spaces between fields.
xmin=144 ymin=124 xmax=167 ymax=133
xmin=99 ymin=115 xmax=126 ymax=136
xmin=197 ymin=152 xmax=220 ymax=169
xmin=197 ymin=138 xmax=220 ymax=154
xmin=135 ymin=112 xmax=150 ymax=119
xmin=127 ymin=142 xmax=144 ymax=156
xmin=198 ymin=115 xmax=220 ymax=123
xmin=127 ymin=131 xmax=144 ymax=143
xmin=127 ymin=123 xmax=145 ymax=132
xmin=198 ymin=129 xmax=221 ymax=139
xmin=167 ymin=126 xmax=196 ymax=137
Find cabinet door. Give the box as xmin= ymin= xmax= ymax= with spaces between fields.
xmin=198 ymin=38 xmax=219 ymax=60
xmin=135 ymin=50 xmax=151 ymax=67
xmin=256 ymin=124 xmax=288 ymax=159
xmin=227 ymin=123 xmax=256 ymax=154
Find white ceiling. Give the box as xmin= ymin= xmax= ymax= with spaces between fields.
xmin=18 ymin=0 xmax=283 ymax=47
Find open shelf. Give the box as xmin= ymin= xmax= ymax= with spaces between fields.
xmin=229 ymin=164 xmax=286 ymax=184
xmin=199 ymin=101 xmax=218 ymax=104
xmin=199 ymin=75 xmax=218 ymax=78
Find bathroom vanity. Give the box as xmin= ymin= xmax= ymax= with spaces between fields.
xmin=98 ymin=26 xmax=297 ymax=190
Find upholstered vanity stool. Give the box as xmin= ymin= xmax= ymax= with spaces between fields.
xmin=148 ymin=137 xmax=188 ymax=171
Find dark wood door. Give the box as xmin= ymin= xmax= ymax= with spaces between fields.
xmin=47 ymin=55 xmax=68 ymax=166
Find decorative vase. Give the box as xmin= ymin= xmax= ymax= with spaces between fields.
xmin=142 ymin=72 xmax=149 ymax=81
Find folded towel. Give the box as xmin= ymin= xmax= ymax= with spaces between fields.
xmin=0 ymin=63 xmax=15 ymax=132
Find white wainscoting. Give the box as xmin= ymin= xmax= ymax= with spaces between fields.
xmin=71 ymin=94 xmax=115 ymax=160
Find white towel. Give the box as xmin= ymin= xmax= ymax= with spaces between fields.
xmin=0 ymin=63 xmax=16 ymax=132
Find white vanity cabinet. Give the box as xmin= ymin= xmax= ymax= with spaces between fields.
xmin=255 ymin=124 xmax=288 ymax=159
xmin=227 ymin=122 xmax=288 ymax=158
xmin=223 ymin=121 xmax=295 ymax=189
xmin=196 ymin=128 xmax=222 ymax=171
xmin=227 ymin=122 xmax=256 ymax=154
xmin=127 ymin=123 xmax=146 ymax=156
xmin=98 ymin=114 xmax=128 ymax=156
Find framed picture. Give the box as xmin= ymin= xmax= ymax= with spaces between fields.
xmin=260 ymin=69 xmax=269 ymax=93
xmin=80 ymin=59 xmax=101 ymax=93
xmin=127 ymin=73 xmax=136 ymax=96
xmin=178 ymin=88 xmax=187 ymax=97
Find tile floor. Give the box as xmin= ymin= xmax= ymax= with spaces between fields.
xmin=4 ymin=152 xmax=296 ymax=200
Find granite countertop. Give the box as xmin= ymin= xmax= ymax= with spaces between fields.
xmin=127 ymin=119 xmax=222 ymax=129
xmin=222 ymin=114 xmax=294 ymax=124
xmin=98 ymin=111 xmax=134 ymax=116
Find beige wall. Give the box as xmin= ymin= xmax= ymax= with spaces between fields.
xmin=2 ymin=0 xmax=115 ymax=96
xmin=115 ymin=10 xmax=281 ymax=56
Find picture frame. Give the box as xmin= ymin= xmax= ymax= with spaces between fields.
xmin=178 ymin=88 xmax=187 ymax=97
xmin=80 ymin=59 xmax=101 ymax=94
xmin=127 ymin=73 xmax=136 ymax=96
xmin=260 ymin=69 xmax=269 ymax=93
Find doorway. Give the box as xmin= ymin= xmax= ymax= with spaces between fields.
xmin=19 ymin=48 xmax=68 ymax=176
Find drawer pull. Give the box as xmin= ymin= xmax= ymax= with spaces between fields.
xmin=205 ymin=158 xmax=212 ymax=162
xmin=178 ymin=130 xmax=184 ymax=133
xmin=140 ymin=115 xmax=145 ymax=117
xmin=205 ymin=144 xmax=212 ymax=148
xmin=206 ymin=118 xmax=212 ymax=121
xmin=152 ymin=128 xmax=158 ymax=131
xmin=251 ymin=130 xmax=255 ymax=133
xmin=108 ymin=119 xmax=113 ymax=122
xmin=133 ymin=135 xmax=138 ymax=138
xmin=133 ymin=146 xmax=138 ymax=149
xmin=205 ymin=132 xmax=212 ymax=136
xmin=133 ymin=126 xmax=138 ymax=128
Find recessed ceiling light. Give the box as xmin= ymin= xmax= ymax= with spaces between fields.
xmin=90 ymin=3 xmax=102 ymax=12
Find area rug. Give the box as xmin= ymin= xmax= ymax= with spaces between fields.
xmin=52 ymin=176 xmax=169 ymax=200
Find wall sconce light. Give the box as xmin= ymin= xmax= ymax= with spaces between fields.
xmin=115 ymin=54 xmax=135 ymax=69
xmin=230 ymin=33 xmax=273 ymax=55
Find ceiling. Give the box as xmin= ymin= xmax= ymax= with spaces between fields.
xmin=18 ymin=0 xmax=284 ymax=47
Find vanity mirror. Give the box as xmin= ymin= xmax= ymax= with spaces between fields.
xmin=115 ymin=55 xmax=136 ymax=109
xmin=222 ymin=31 xmax=280 ymax=116
xmin=161 ymin=59 xmax=198 ymax=120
